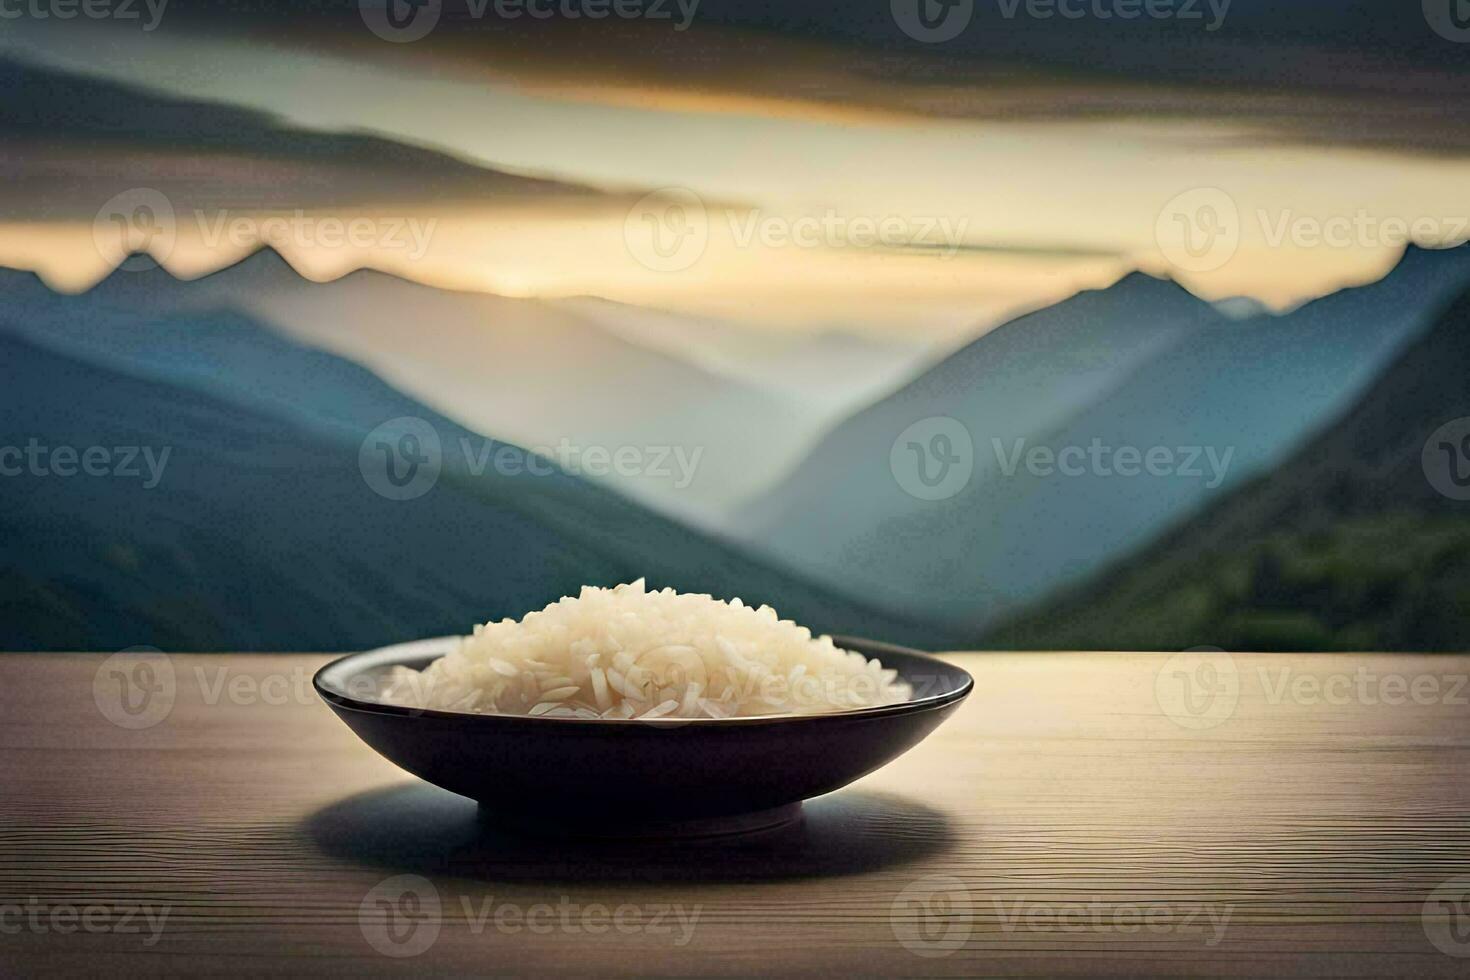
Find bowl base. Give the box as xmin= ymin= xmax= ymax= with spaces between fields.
xmin=476 ymin=801 xmax=803 ymax=840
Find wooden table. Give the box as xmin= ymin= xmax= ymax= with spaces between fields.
xmin=3 ymin=651 xmax=1470 ymax=976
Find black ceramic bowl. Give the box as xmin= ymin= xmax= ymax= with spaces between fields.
xmin=315 ymin=635 xmax=972 ymax=837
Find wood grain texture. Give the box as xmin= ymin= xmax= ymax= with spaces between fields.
xmin=3 ymin=651 xmax=1470 ymax=976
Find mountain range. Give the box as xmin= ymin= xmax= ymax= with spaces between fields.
xmin=0 ymin=269 xmax=956 ymax=651
xmin=117 ymin=251 xmax=813 ymax=523
xmin=986 ymin=284 xmax=1470 ymax=651
xmin=744 ymin=244 xmax=1470 ymax=632
xmin=0 ymin=47 xmax=950 ymax=524
xmin=6 ymin=238 xmax=1469 ymax=651
xmin=1 ymin=251 xmax=930 ymax=525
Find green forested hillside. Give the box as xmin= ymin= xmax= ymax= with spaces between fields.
xmin=987 ymin=286 xmax=1470 ymax=651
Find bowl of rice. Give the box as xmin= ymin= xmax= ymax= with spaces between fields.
xmin=314 ymin=580 xmax=972 ymax=837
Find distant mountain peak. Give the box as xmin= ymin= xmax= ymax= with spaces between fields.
xmin=984 ymin=281 xmax=1470 ymax=652
xmin=980 ymin=267 xmax=1215 ymax=336
xmin=195 ymin=245 xmax=306 ymax=286
xmin=84 ymin=252 xmax=195 ymax=301
xmin=99 ymin=251 xmax=174 ymax=279
xmin=1112 ymin=269 xmax=1173 ymax=289
xmin=1105 ymin=269 xmax=1221 ymax=305
xmin=86 ymin=246 xmax=319 ymax=304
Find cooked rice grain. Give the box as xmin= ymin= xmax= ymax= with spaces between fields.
xmin=379 ymin=579 xmax=912 ymax=719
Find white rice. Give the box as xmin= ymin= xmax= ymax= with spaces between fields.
xmin=379 ymin=579 xmax=912 ymax=719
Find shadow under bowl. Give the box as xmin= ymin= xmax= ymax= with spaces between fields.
xmin=314 ymin=635 xmax=972 ymax=838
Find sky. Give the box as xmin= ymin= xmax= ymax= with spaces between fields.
xmin=0 ymin=3 xmax=1468 ymax=518
xmin=3 ymin=8 xmax=1468 ymax=342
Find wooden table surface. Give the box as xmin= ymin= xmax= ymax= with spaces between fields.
xmin=3 ymin=650 xmax=1470 ymax=976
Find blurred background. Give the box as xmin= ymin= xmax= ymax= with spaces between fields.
xmin=2 ymin=0 xmax=1469 ymax=651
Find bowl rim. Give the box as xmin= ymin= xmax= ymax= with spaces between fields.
xmin=313 ymin=634 xmax=973 ymax=727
